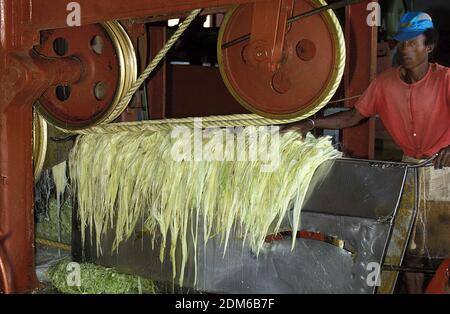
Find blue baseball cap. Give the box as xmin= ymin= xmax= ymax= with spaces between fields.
xmin=394 ymin=12 xmax=434 ymax=42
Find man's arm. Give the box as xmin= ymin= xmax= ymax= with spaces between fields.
xmin=314 ymin=108 xmax=367 ymax=129
xmin=282 ymin=108 xmax=367 ymax=137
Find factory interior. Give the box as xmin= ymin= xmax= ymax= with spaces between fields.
xmin=0 ymin=0 xmax=449 ymax=296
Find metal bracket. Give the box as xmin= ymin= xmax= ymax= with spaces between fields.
xmin=246 ymin=0 xmax=294 ymax=72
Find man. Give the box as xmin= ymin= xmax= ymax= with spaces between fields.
xmin=287 ymin=12 xmax=449 ymax=168
xmin=285 ymin=12 xmax=450 ymax=293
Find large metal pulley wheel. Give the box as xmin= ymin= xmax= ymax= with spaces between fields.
xmin=35 ymin=21 xmax=137 ymax=130
xmin=218 ymin=0 xmax=346 ymax=119
xmin=33 ymin=112 xmax=48 ymax=181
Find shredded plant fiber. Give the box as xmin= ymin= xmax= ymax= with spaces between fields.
xmin=69 ymin=128 xmax=341 ymax=286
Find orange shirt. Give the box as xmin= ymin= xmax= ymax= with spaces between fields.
xmin=355 ymin=63 xmax=450 ymax=159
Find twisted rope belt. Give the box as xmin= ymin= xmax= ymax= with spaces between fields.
xmin=60 ymin=5 xmax=347 ymax=135
xmin=36 ymin=238 xmax=72 ymax=252
xmin=106 ymin=9 xmax=203 ymax=122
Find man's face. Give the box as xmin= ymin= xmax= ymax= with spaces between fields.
xmin=396 ymin=34 xmax=432 ymax=69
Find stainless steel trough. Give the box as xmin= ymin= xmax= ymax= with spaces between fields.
xmin=82 ymin=158 xmax=419 ymax=294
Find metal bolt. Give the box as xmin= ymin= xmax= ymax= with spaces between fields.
xmin=5 ymin=67 xmax=20 ymax=85
xmin=296 ymin=39 xmax=316 ymax=61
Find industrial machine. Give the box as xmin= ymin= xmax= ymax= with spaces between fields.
xmin=84 ymin=158 xmax=419 ymax=294
xmin=1 ymin=0 xmax=400 ymax=293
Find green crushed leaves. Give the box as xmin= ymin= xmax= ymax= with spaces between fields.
xmin=48 ymin=259 xmax=157 ymax=294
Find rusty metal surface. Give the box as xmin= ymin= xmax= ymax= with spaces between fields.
xmin=0 ymin=0 xmax=265 ymax=292
xmin=0 ymin=232 xmax=14 ymax=293
xmin=249 ymin=0 xmax=294 ymax=72
xmin=425 ymin=259 xmax=450 ymax=294
xmin=0 ymin=0 xmax=382 ymax=293
xmin=35 ymin=24 xmax=120 ymax=128
xmin=0 ymin=106 xmax=39 ymax=293
xmin=220 ymin=0 xmax=366 ymax=49
xmin=34 ymin=21 xmax=138 ymax=130
xmin=147 ymin=26 xmax=167 ymax=120
xmin=1 ymin=1 xmax=53 ymax=291
xmin=342 ymin=0 xmax=378 ymax=159
xmin=167 ymin=65 xmax=248 ymax=118
xmin=0 ymin=0 xmax=250 ymax=295
xmin=29 ymin=0 xmax=262 ymax=30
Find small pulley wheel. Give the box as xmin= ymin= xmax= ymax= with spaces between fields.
xmin=35 ymin=21 xmax=137 ymax=130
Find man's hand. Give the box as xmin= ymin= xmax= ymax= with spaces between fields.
xmin=280 ymin=120 xmax=314 ymax=138
xmin=433 ymin=145 xmax=450 ymax=169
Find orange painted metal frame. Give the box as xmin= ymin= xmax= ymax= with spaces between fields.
xmin=343 ymin=0 xmax=377 ymax=159
xmin=425 ymin=259 xmax=450 ymax=294
xmin=0 ymin=0 xmax=264 ymax=294
xmin=0 ymin=0 xmax=377 ymax=293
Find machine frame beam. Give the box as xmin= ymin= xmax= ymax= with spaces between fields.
xmin=0 ymin=0 xmax=378 ymax=292
xmin=342 ymin=0 xmax=377 ymax=159
xmin=0 ymin=0 xmax=262 ymax=294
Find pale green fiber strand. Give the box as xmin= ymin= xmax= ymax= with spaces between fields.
xmin=69 ymin=129 xmax=341 ymax=286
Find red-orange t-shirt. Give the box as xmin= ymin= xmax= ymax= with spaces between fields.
xmin=355 ymin=63 xmax=450 ymax=159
